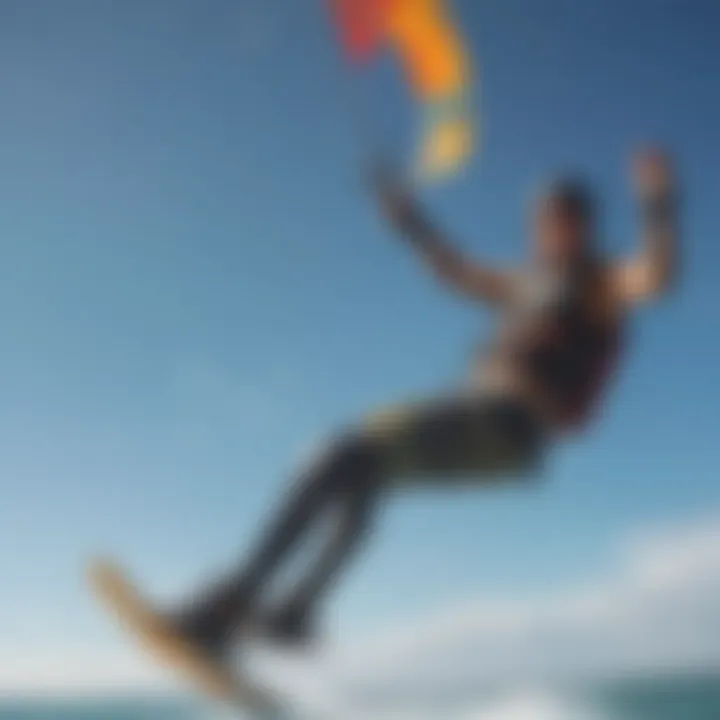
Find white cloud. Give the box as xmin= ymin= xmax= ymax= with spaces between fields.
xmin=321 ymin=515 xmax=720 ymax=701
xmin=2 ymin=513 xmax=720 ymax=719
xmin=252 ymin=513 xmax=720 ymax=716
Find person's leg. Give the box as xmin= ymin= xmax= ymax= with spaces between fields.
xmin=361 ymin=392 xmax=545 ymax=481
xmin=262 ymin=392 xmax=547 ymax=643
xmin=174 ymin=430 xmax=386 ymax=653
xmin=258 ymin=475 xmax=380 ymax=643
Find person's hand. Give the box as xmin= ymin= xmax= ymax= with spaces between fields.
xmin=632 ymin=147 xmax=677 ymax=200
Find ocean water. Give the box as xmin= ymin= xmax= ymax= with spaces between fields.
xmin=1 ymin=676 xmax=720 ymax=720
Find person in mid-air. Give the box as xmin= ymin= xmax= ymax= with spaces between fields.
xmin=165 ymin=147 xmax=680 ymax=659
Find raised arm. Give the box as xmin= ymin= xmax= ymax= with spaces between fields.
xmin=372 ymin=169 xmax=512 ymax=304
xmin=612 ymin=149 xmax=681 ymax=306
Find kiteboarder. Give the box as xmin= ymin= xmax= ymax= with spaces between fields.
xmin=163 ymin=147 xmax=680 ymax=657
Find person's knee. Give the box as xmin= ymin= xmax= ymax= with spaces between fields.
xmin=306 ymin=430 xmax=385 ymax=495
xmin=330 ymin=430 xmax=384 ymax=477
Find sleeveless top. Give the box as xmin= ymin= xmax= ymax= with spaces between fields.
xmin=490 ymin=262 xmax=624 ymax=431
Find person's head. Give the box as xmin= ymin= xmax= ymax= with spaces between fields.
xmin=531 ymin=177 xmax=597 ymax=266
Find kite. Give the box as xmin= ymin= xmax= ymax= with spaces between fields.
xmin=330 ymin=0 xmax=476 ymax=184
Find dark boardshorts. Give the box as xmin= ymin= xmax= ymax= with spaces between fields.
xmin=361 ymin=391 xmax=547 ymax=486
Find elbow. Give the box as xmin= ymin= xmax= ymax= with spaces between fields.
xmin=431 ymin=268 xmax=468 ymax=298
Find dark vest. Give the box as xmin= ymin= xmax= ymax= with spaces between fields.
xmin=505 ymin=262 xmax=624 ymax=430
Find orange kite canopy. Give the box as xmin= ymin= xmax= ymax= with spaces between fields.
xmin=386 ymin=0 xmax=471 ymax=101
xmin=329 ymin=0 xmax=477 ymax=183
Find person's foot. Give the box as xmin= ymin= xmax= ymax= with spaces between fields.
xmin=170 ymin=582 xmax=262 ymax=660
xmin=87 ymin=561 xmax=240 ymax=703
xmin=169 ymin=608 xmax=236 ymax=663
xmin=259 ymin=601 xmax=316 ymax=648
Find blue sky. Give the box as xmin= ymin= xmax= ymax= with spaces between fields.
xmin=1 ymin=0 xmax=720 ymax=678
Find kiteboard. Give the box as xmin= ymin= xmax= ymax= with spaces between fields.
xmin=87 ymin=559 xmax=285 ymax=718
